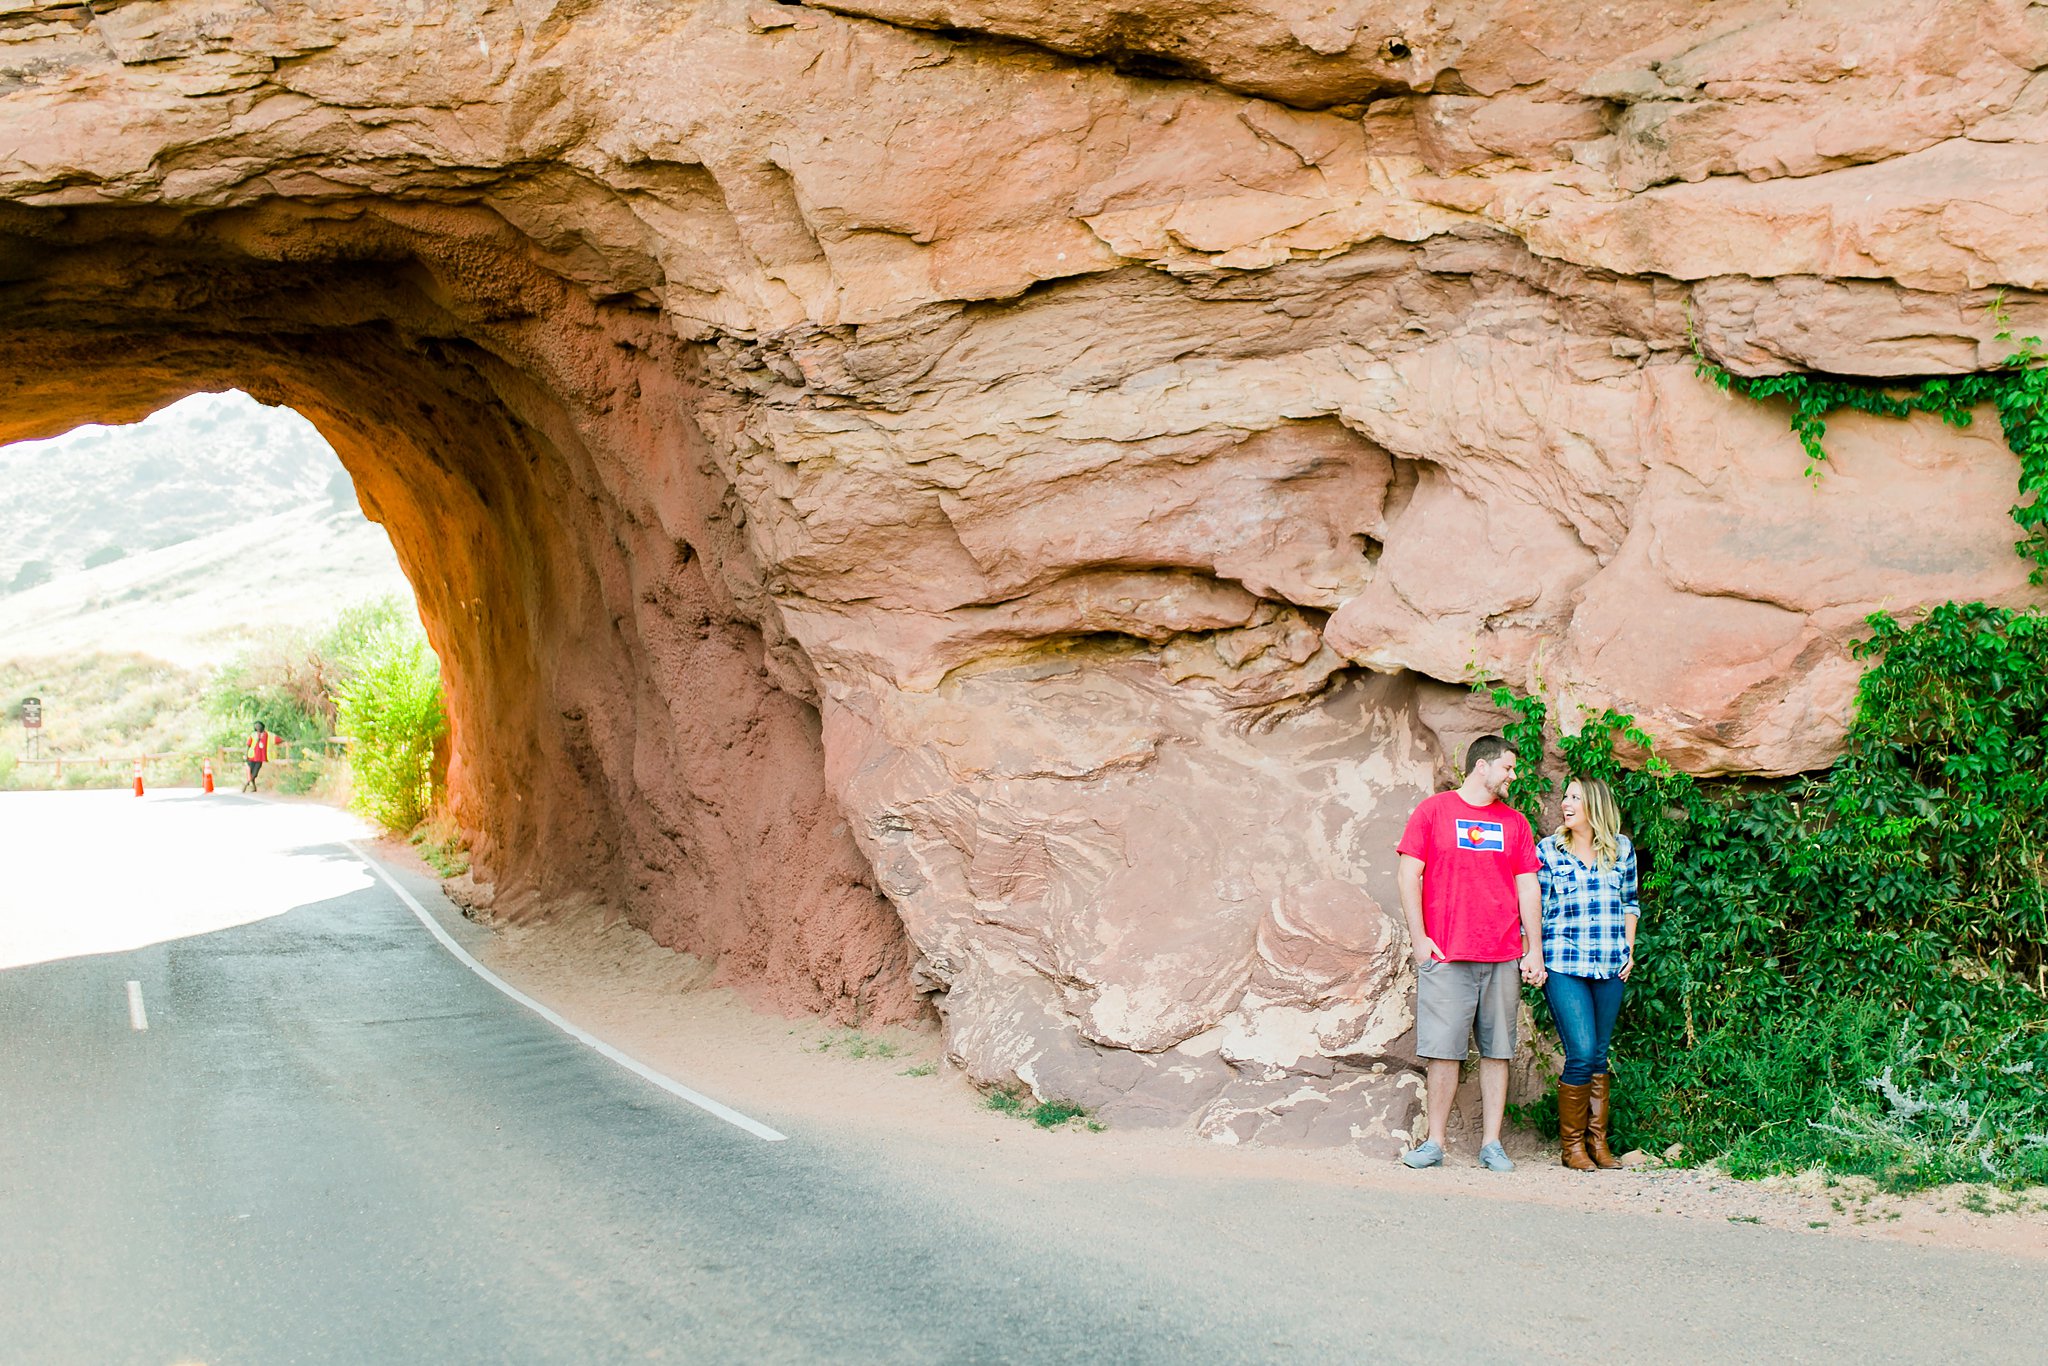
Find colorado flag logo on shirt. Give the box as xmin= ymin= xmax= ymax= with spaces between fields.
xmin=1455 ymin=819 xmax=1506 ymax=852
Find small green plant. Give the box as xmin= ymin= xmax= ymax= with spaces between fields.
xmin=983 ymin=1088 xmax=1101 ymax=1129
xmin=1507 ymin=1091 xmax=1560 ymax=1138
xmin=410 ymin=811 xmax=470 ymax=877
xmin=899 ymin=1061 xmax=937 ymax=1077
xmin=984 ymin=1089 xmax=1028 ymax=1118
xmin=8 ymin=559 xmax=52 ymax=593
xmin=812 ymin=1030 xmax=903 ymax=1060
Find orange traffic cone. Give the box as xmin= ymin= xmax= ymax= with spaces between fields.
xmin=202 ymin=758 xmax=214 ymax=794
xmin=133 ymin=758 xmax=145 ymax=797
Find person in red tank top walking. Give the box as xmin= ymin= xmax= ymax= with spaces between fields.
xmin=1395 ymin=734 xmax=1546 ymax=1172
xmin=243 ymin=721 xmax=269 ymax=793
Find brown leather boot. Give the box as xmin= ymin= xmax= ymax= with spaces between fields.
xmin=1586 ymin=1073 xmax=1622 ymax=1169
xmin=1557 ymin=1082 xmax=1596 ymax=1171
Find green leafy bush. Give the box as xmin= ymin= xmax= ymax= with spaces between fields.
xmin=1494 ymin=604 xmax=2048 ymax=1188
xmin=321 ymin=596 xmax=416 ymax=676
xmin=203 ymin=597 xmax=418 ymax=750
xmin=335 ymin=619 xmax=445 ymax=831
xmin=204 ymin=634 xmax=330 ymax=748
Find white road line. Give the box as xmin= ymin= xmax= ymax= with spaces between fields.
xmin=342 ymin=841 xmax=788 ymax=1143
xmin=125 ymin=981 xmax=148 ymax=1031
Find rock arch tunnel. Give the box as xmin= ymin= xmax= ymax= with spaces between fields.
xmin=0 ymin=198 xmax=921 ymax=1023
xmin=7 ymin=0 xmax=2046 ymax=1149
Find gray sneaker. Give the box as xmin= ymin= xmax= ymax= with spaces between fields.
xmin=1401 ymin=1140 xmax=1445 ymax=1169
xmin=1478 ymin=1141 xmax=1515 ymax=1172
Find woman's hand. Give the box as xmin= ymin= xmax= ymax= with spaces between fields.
xmin=1619 ymin=947 xmax=1635 ymax=982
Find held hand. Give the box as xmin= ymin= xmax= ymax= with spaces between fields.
xmin=1619 ymin=950 xmax=1635 ymax=982
xmin=1412 ymin=935 xmax=1442 ymax=968
xmin=1520 ymin=949 xmax=1547 ymax=988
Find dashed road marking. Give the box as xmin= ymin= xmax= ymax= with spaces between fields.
xmin=343 ymin=841 xmax=788 ymax=1143
xmin=125 ymin=980 xmax=148 ymax=1031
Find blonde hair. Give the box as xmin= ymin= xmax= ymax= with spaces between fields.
xmin=1560 ymin=775 xmax=1624 ymax=868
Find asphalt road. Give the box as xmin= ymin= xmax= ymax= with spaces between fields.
xmin=2 ymin=790 xmax=2044 ymax=1364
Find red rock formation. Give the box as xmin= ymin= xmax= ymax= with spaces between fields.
xmin=3 ymin=0 xmax=2043 ymax=1148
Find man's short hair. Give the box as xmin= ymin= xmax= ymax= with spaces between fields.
xmin=1465 ymin=734 xmax=1513 ymax=775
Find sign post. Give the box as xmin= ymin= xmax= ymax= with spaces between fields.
xmin=19 ymin=696 xmax=40 ymax=761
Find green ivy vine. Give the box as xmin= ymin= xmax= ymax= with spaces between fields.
xmin=1694 ymin=313 xmax=2048 ymax=583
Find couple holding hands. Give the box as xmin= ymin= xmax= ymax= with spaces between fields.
xmin=1395 ymin=735 xmax=1639 ymax=1173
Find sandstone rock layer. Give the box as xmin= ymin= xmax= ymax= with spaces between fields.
xmin=4 ymin=0 xmax=2042 ymax=1149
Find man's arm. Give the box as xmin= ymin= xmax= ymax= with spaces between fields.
xmin=1515 ymin=871 xmax=1546 ymax=986
xmin=1399 ymin=854 xmax=1438 ymax=966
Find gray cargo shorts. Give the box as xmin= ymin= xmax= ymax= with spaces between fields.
xmin=1415 ymin=958 xmax=1520 ymax=1060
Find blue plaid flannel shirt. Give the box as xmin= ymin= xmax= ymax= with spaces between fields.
xmin=1535 ymin=833 xmax=1639 ymax=979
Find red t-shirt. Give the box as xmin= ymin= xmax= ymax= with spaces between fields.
xmin=249 ymin=732 xmax=268 ymax=762
xmin=1396 ymin=791 xmax=1539 ymax=962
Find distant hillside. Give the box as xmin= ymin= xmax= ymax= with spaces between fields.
xmin=0 ymin=388 xmax=417 ymax=670
xmin=0 ymin=390 xmax=353 ymax=590
xmin=0 ymin=503 xmax=414 ymax=668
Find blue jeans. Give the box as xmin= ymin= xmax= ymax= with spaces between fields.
xmin=1543 ymin=972 xmax=1626 ymax=1086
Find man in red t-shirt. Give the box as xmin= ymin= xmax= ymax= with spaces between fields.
xmin=1395 ymin=733 xmax=1545 ymax=1172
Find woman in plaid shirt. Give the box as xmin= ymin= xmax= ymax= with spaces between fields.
xmin=1536 ymin=776 xmax=1639 ymax=1172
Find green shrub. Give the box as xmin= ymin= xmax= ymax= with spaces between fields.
xmin=0 ymin=655 xmax=214 ymax=788
xmin=983 ymin=1089 xmax=1101 ymax=1130
xmin=203 ymin=598 xmax=416 ymax=751
xmin=321 ymin=596 xmax=415 ymax=675
xmin=409 ymin=809 xmax=470 ymax=876
xmin=1491 ymin=603 xmax=2048 ymax=1188
xmin=273 ymin=752 xmax=324 ymax=796
xmin=205 ymin=636 xmax=329 ymax=748
xmin=335 ymin=620 xmax=445 ymax=831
